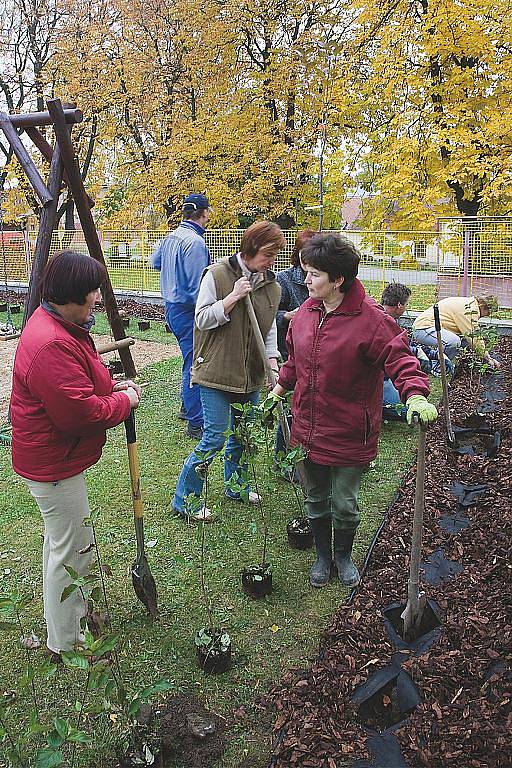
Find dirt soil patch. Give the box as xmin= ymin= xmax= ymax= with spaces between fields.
xmin=264 ymin=337 xmax=512 ymax=768
xmin=119 ymin=694 xmax=227 ymax=768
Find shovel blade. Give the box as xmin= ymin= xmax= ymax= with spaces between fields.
xmin=131 ymin=555 xmax=158 ymax=618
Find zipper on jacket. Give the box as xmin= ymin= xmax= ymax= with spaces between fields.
xmin=306 ymin=310 xmax=327 ymax=449
xmin=363 ymin=410 xmax=371 ymax=445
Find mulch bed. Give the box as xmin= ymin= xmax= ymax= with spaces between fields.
xmin=265 ymin=337 xmax=512 ymax=767
xmin=0 ymin=290 xmax=165 ymax=322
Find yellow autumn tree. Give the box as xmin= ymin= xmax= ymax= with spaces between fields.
xmin=327 ymin=0 xmax=512 ymax=229
xmin=51 ymin=0 xmax=353 ymax=228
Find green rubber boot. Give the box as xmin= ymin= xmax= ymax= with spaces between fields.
xmin=308 ymin=516 xmax=332 ymax=588
xmin=334 ymin=529 xmax=360 ymax=587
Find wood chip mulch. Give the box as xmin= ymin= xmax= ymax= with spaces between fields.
xmin=0 ymin=290 xmax=165 ymax=322
xmin=264 ymin=338 xmax=512 ymax=768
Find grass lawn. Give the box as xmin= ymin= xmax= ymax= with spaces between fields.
xmin=0 ymin=355 xmax=440 ymax=767
xmin=91 ymin=312 xmax=170 ymax=345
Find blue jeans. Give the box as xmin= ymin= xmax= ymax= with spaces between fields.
xmin=173 ymin=387 xmax=260 ymax=513
xmin=412 ymin=327 xmax=461 ymax=361
xmin=382 ymin=378 xmax=406 ymax=421
xmin=165 ymin=302 xmax=202 ymax=428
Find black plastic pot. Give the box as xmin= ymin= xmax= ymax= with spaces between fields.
xmin=0 ymin=302 xmax=7 ymax=312
xmin=107 ymin=359 xmax=124 ymax=375
xmin=241 ymin=564 xmax=272 ymax=598
xmin=122 ymin=317 xmax=130 ymax=328
xmin=196 ymin=629 xmax=232 ymax=673
xmin=9 ymin=304 xmax=21 ymax=314
xmin=286 ymin=517 xmax=313 ymax=550
xmin=138 ymin=320 xmax=150 ymax=331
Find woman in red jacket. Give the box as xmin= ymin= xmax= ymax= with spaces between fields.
xmin=10 ymin=250 xmax=141 ymax=659
xmin=272 ymin=234 xmax=437 ymax=589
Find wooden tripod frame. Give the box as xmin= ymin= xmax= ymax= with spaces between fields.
xmin=0 ymin=98 xmax=136 ymax=377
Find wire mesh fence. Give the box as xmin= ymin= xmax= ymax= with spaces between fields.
xmin=1 ymin=222 xmax=511 ymax=311
xmin=437 ymin=217 xmax=512 ymax=309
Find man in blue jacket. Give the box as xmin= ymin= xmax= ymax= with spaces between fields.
xmin=152 ymin=193 xmax=211 ymax=438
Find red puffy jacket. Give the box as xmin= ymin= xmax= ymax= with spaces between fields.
xmin=11 ymin=306 xmax=131 ymax=482
xmin=277 ymin=279 xmax=430 ymax=466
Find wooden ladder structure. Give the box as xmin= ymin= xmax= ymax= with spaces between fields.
xmin=0 ymin=99 xmax=136 ymax=377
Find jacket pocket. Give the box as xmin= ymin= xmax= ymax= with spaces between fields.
xmin=63 ymin=437 xmax=81 ymax=461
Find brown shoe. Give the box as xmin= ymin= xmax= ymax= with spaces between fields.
xmin=43 ymin=646 xmax=63 ymax=664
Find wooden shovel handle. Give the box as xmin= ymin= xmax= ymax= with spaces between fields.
xmin=124 ymin=411 xmax=143 ymax=519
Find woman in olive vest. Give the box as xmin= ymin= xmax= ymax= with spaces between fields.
xmin=172 ymin=221 xmax=285 ymax=520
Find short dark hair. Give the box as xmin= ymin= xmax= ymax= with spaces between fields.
xmin=240 ymin=221 xmax=286 ymax=260
xmin=182 ymin=192 xmax=209 ymax=222
xmin=381 ymin=283 xmax=411 ymax=307
xmin=41 ymin=250 xmax=107 ymax=305
xmin=183 ymin=208 xmax=206 ymax=222
xmin=291 ymin=229 xmax=316 ymax=267
xmin=301 ymin=233 xmax=360 ymax=293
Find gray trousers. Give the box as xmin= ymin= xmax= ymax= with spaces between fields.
xmin=303 ymin=459 xmax=364 ymax=532
xmin=24 ymin=473 xmax=94 ymax=653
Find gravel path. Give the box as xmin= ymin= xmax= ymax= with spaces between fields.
xmin=0 ymin=334 xmax=179 ymax=422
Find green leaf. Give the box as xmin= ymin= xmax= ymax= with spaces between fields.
xmin=60 ymin=583 xmax=79 ymax=603
xmin=90 ymin=586 xmax=102 ymax=603
xmin=53 ymin=717 xmax=69 ymax=740
xmin=47 ymin=731 xmax=64 ymax=749
xmin=39 ymin=661 xmax=59 ymax=679
xmin=27 ymin=709 xmax=46 ymax=735
xmin=128 ymin=697 xmax=141 ymax=717
xmin=61 ymin=650 xmax=89 ymax=670
xmin=138 ymin=680 xmax=173 ymax=700
xmin=15 ymin=594 xmax=33 ymax=611
xmin=89 ymin=633 xmax=118 ymax=656
xmin=35 ymin=748 xmax=64 ymax=768
xmin=67 ymin=729 xmax=91 ymax=745
xmin=19 ymin=665 xmax=35 ymax=689
xmin=63 ymin=565 xmax=80 ymax=581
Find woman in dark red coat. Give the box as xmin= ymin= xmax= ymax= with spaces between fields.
xmin=11 ymin=250 xmax=141 ymax=659
xmin=272 ymin=234 xmax=437 ymax=589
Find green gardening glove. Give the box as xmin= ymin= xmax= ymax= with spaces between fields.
xmin=260 ymin=392 xmax=285 ymax=428
xmin=406 ymin=395 xmax=438 ymax=426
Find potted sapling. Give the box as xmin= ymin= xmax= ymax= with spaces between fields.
xmin=188 ymin=451 xmax=232 ymax=673
xmin=229 ymin=402 xmax=272 ymax=598
xmin=260 ymin=394 xmax=312 ymax=550
xmin=277 ymin=445 xmax=313 ymax=550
